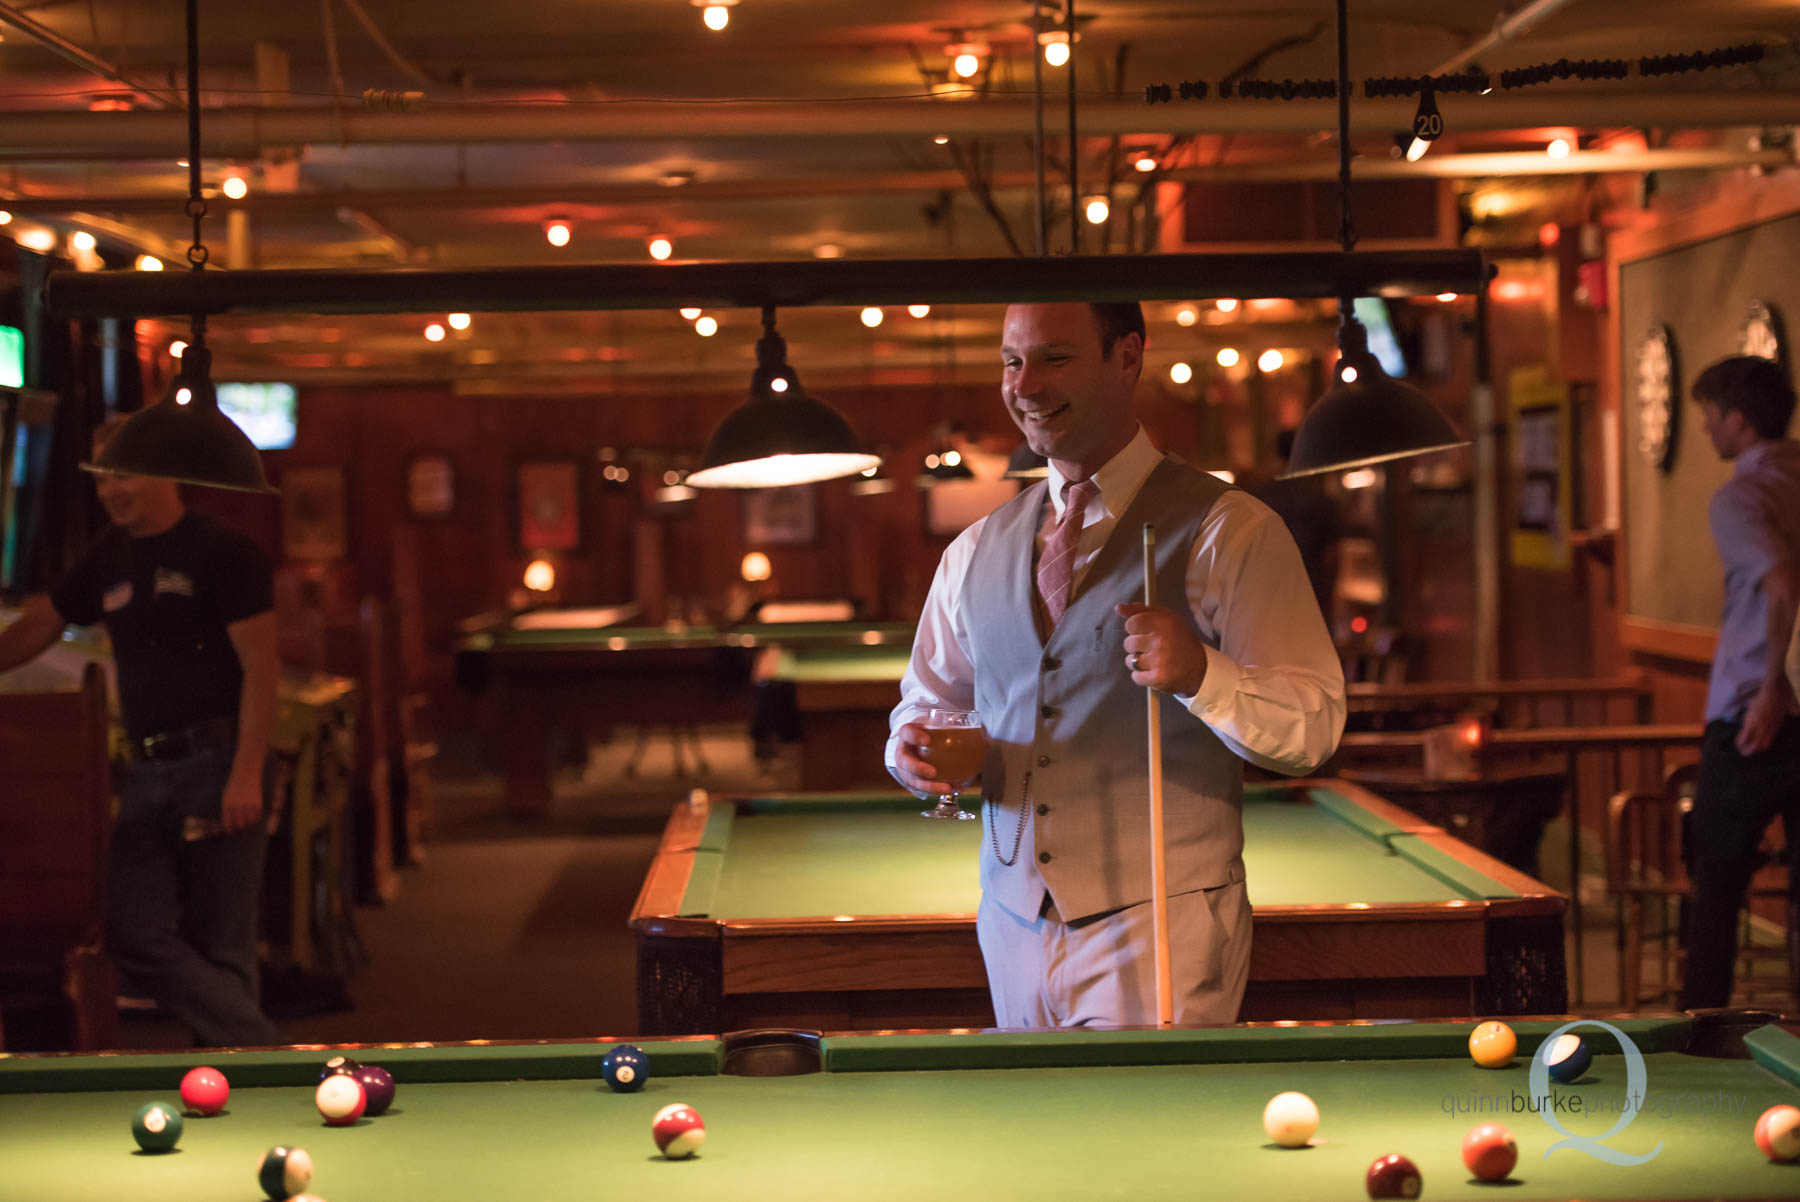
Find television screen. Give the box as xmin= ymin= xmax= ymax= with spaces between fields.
xmin=0 ymin=325 xmax=23 ymax=388
xmin=216 ymin=382 xmax=297 ymax=450
xmin=1352 ymin=297 xmax=1408 ymax=379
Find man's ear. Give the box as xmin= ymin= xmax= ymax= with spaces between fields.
xmin=1117 ymin=332 xmax=1144 ymax=382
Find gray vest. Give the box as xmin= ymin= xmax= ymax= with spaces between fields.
xmin=963 ymin=455 xmax=1245 ymax=922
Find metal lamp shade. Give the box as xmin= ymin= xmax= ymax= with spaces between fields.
xmin=83 ymin=363 xmax=276 ymax=493
xmin=686 ymin=386 xmax=880 ymax=489
xmin=1283 ymin=338 xmax=1467 ymax=479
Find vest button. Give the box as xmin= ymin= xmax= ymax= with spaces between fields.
xmin=1036 ymin=804 xmax=1049 ymax=816
xmin=1038 ymin=851 xmax=1052 ymax=864
xmin=1042 ymin=656 xmax=1061 ymax=670
xmin=1037 ymin=755 xmax=1051 ymax=767
xmin=1040 ymin=705 xmax=1056 ymax=719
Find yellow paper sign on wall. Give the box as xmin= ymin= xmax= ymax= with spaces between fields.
xmin=1509 ymin=365 xmax=1571 ymax=571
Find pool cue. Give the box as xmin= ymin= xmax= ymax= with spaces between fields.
xmin=1142 ymin=523 xmax=1175 ymax=1028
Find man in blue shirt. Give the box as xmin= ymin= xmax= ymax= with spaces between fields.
xmin=1681 ymin=354 xmax=1800 ymax=1010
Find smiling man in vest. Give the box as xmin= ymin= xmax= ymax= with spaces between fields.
xmin=888 ymin=302 xmax=1346 ymax=1027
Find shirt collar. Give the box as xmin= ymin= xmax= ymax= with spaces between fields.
xmin=1734 ymin=438 xmax=1799 ymax=476
xmin=1046 ymin=425 xmax=1159 ymax=520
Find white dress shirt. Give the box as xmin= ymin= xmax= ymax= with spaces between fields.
xmin=888 ymin=426 xmax=1346 ymax=776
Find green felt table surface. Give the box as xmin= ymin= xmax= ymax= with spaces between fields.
xmin=768 ymin=644 xmax=913 ymax=683
xmin=4 ymin=1021 xmax=1798 ymax=1202
xmin=465 ymin=619 xmax=916 ymax=653
xmin=679 ymin=786 xmax=1496 ymax=921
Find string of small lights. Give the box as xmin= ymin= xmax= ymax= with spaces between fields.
xmin=1145 ymin=41 xmax=1767 ymax=104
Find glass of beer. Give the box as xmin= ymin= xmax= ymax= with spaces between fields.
xmin=919 ymin=707 xmax=985 ymax=820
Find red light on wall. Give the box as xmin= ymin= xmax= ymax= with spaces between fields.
xmin=1459 ymin=719 xmax=1486 ymax=748
xmin=1538 ymin=222 xmax=1561 ymax=248
xmin=1350 ymin=616 xmax=1369 ymax=634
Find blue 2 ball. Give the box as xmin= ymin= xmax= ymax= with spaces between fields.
xmin=602 ymin=1045 xmax=650 ymax=1092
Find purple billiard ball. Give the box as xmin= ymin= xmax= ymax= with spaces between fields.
xmin=353 ymin=1065 xmax=396 ymax=1116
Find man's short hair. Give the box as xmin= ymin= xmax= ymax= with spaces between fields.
xmin=1089 ymin=303 xmax=1146 ymax=359
xmin=1693 ymin=355 xmax=1796 ymax=440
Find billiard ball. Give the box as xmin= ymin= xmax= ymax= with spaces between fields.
xmin=1542 ymin=1033 xmax=1593 ymax=1084
xmin=1365 ymin=1153 xmax=1422 ymax=1199
xmin=1754 ymin=1103 xmax=1800 ymax=1161
xmin=1468 ymin=1020 xmax=1517 ymax=1069
xmin=602 ymin=1044 xmax=650 ymax=1093
xmin=257 ymin=1145 xmax=314 ymax=1200
xmin=1261 ymin=1090 xmax=1319 ymax=1148
xmin=652 ymin=1102 xmax=706 ymax=1159
xmin=179 ymin=1065 xmax=230 ymax=1116
xmin=1461 ymin=1122 xmax=1518 ymax=1181
xmin=353 ymin=1065 xmax=396 ymax=1116
xmin=131 ymin=1101 xmax=183 ymax=1153
xmin=315 ymin=1073 xmax=367 ymax=1126
xmin=319 ymin=1055 xmax=361 ymax=1081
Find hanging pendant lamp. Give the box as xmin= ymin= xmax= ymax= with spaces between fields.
xmin=1282 ymin=0 xmax=1469 ymax=478
xmin=81 ymin=0 xmax=274 ymax=494
xmin=686 ymin=306 xmax=880 ymax=489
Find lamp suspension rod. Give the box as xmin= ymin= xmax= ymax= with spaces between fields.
xmin=1031 ymin=0 xmax=1048 ymax=257
xmin=1066 ymin=0 xmax=1079 ymax=253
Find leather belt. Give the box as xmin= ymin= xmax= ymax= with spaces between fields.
xmin=130 ymin=717 xmax=238 ymax=762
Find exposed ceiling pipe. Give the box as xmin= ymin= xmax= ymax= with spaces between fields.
xmin=1429 ymin=0 xmax=1588 ymax=79
xmin=6 ymin=147 xmax=1787 ymax=219
xmin=0 ymin=92 xmax=1797 ymax=158
xmin=0 ymin=3 xmax=184 ymax=110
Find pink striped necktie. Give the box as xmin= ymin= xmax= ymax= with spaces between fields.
xmin=1036 ymin=477 xmax=1099 ymax=631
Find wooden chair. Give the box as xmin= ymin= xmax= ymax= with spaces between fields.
xmin=0 ymin=663 xmax=118 ymax=1050
xmin=1605 ymin=764 xmax=1795 ymax=1009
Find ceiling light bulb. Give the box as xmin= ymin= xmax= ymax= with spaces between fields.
xmin=169 ymin=339 xmax=188 ymax=359
xmin=860 ymin=306 xmax=884 ymax=328
xmin=1169 ymin=362 xmax=1193 ymax=385
xmin=1340 ymin=365 xmax=1359 ymax=383
xmin=1133 ymin=153 xmax=1157 ymax=173
xmin=1547 ymin=137 xmax=1572 ymax=159
xmin=695 ymin=316 xmax=719 ymax=337
xmin=1175 ymin=306 xmax=1198 ymax=327
xmin=932 ymin=135 xmax=950 ymax=145
xmin=18 ymin=228 xmax=55 ymax=252
xmin=1405 ymin=137 xmax=1429 ymax=162
xmin=680 ymin=307 xmax=703 ymax=320
xmin=221 ymin=174 xmax=248 ymax=200
xmin=741 ymin=551 xmax=772 ymax=583
xmin=175 ymin=387 xmax=193 ymax=405
xmin=545 ymin=221 xmax=572 ymax=247
xmin=448 ymin=312 xmax=472 ymax=330
xmin=1044 ymin=39 xmax=1071 ymax=68
xmin=1215 ymin=298 xmax=1239 ymax=313
xmin=1257 ymin=348 xmax=1285 ymax=373
xmin=424 ymin=323 xmax=446 ymax=342
xmin=648 ymin=236 xmax=673 ymax=261
xmin=1083 ymin=195 xmax=1110 ymax=225
xmin=70 ymin=230 xmax=97 ymax=252
xmin=524 ymin=559 xmax=556 ymax=591
xmin=0 ymin=211 xmax=11 ymax=225
xmin=770 ymin=377 xmax=789 ymax=393
xmin=702 ymin=4 xmax=730 ymax=30
xmin=908 ymin=304 xmax=930 ymax=318
xmin=953 ymin=52 xmax=981 ymax=78
xmin=1216 ymin=347 xmax=1240 ymax=368
xmin=1436 ymin=292 xmax=1458 ymax=303
xmin=135 ymin=254 xmax=163 ymax=271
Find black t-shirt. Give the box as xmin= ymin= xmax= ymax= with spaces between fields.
xmin=51 ymin=512 xmax=274 ymax=741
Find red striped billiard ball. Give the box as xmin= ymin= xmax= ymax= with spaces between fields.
xmin=1365 ymin=1153 xmax=1422 ymax=1199
xmin=315 ymin=1073 xmax=366 ymax=1126
xmin=652 ymin=1103 xmax=706 ymax=1159
xmin=1462 ymin=1122 xmax=1518 ymax=1181
xmin=1754 ymin=1104 xmax=1800 ymax=1161
xmin=180 ymin=1066 xmax=230 ymax=1116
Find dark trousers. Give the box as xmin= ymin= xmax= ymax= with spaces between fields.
xmin=1678 ymin=715 xmax=1800 ymax=1011
xmin=107 ymin=742 xmax=282 ymax=1047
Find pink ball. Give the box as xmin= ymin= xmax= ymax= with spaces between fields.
xmin=179 ymin=1066 xmax=230 ymax=1116
xmin=652 ymin=1103 xmax=705 ymax=1159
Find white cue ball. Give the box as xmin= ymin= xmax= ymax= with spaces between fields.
xmin=1263 ymin=1090 xmax=1320 ymax=1148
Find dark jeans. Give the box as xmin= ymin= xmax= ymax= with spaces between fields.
xmin=107 ymin=742 xmax=282 ymax=1047
xmin=1678 ymin=715 xmax=1800 ymax=1010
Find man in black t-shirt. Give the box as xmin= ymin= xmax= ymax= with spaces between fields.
xmin=0 ymin=419 xmax=281 ymax=1047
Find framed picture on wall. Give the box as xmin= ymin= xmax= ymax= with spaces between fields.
xmin=516 ymin=459 xmax=582 ymax=550
xmin=406 ymin=453 xmax=455 ymax=518
xmin=281 ymin=467 xmax=348 ymax=561
xmin=743 ymin=484 xmax=816 ymax=545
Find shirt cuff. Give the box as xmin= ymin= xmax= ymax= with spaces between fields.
xmin=1182 ymin=645 xmax=1240 ymax=719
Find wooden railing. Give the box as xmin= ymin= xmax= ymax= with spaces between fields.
xmin=1347 ymin=672 xmax=1655 ymax=730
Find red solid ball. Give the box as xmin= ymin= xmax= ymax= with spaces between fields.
xmin=1461 ymin=1122 xmax=1518 ymax=1181
xmin=179 ymin=1066 xmax=230 ymax=1116
xmin=1365 ymin=1153 xmax=1422 ymax=1199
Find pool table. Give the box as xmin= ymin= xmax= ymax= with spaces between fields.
xmin=630 ymin=781 xmax=1568 ymax=1034
xmin=5 ymin=1016 xmax=1799 ymax=1201
xmin=750 ymin=641 xmax=910 ymax=790
xmin=454 ymin=609 xmax=914 ymax=816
